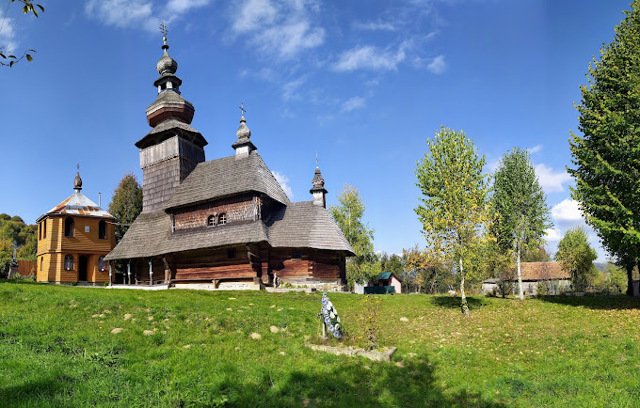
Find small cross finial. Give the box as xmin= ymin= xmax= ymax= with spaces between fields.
xmin=315 ymin=153 xmax=319 ymax=168
xmin=76 ymin=163 xmax=80 ymax=172
xmin=160 ymin=21 xmax=168 ymax=46
xmin=239 ymin=102 xmax=246 ymax=117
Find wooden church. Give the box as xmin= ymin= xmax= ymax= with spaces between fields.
xmin=36 ymin=171 xmax=116 ymax=283
xmin=104 ymin=33 xmax=353 ymax=290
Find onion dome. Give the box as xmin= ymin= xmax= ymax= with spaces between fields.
xmin=73 ymin=171 xmax=83 ymax=192
xmin=146 ymin=30 xmax=195 ymax=127
xmin=236 ymin=115 xmax=252 ymax=140
xmin=232 ymin=106 xmax=257 ymax=156
xmin=310 ymin=164 xmax=327 ymax=207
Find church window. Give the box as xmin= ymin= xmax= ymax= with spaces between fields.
xmin=218 ymin=213 xmax=227 ymax=225
xmin=64 ymin=255 xmax=74 ymax=271
xmin=64 ymin=218 xmax=74 ymax=237
xmin=38 ymin=223 xmax=41 ymax=240
xmin=227 ymin=249 xmax=236 ymax=259
xmin=98 ymin=256 xmax=107 ymax=272
xmin=40 ymin=257 xmax=43 ymax=271
xmin=99 ymin=220 xmax=107 ymax=239
xmin=292 ymin=251 xmax=302 ymax=259
xmin=43 ymin=219 xmax=46 ymax=239
xmin=207 ymin=215 xmax=217 ymax=227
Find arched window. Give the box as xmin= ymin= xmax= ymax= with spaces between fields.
xmin=38 ymin=223 xmax=41 ymax=240
xmin=99 ymin=220 xmax=107 ymax=239
xmin=98 ymin=256 xmax=107 ymax=272
xmin=64 ymin=255 xmax=74 ymax=271
xmin=64 ymin=218 xmax=74 ymax=237
xmin=218 ymin=213 xmax=227 ymax=225
xmin=40 ymin=257 xmax=44 ymax=271
xmin=207 ymin=215 xmax=217 ymax=227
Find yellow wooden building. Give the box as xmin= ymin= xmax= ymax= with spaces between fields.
xmin=36 ymin=171 xmax=116 ymax=284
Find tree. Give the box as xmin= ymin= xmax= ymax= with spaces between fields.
xmin=402 ymin=245 xmax=448 ymax=294
xmin=492 ymin=148 xmax=551 ymax=300
xmin=108 ymin=174 xmax=143 ymax=243
xmin=329 ymin=185 xmax=380 ymax=288
xmin=415 ymin=126 xmax=490 ymax=314
xmin=555 ymin=227 xmax=598 ymax=292
xmin=0 ymin=215 xmax=36 ymax=275
xmin=568 ymin=0 xmax=640 ymax=296
xmin=0 ymin=0 xmax=44 ymax=67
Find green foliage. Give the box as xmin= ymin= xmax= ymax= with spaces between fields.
xmin=592 ymin=261 xmax=628 ymax=294
xmin=329 ymin=185 xmax=380 ymax=287
xmin=568 ymin=0 xmax=640 ymax=295
xmin=415 ymin=126 xmax=490 ymax=313
xmin=0 ymin=1 xmax=44 ymax=67
xmin=492 ymin=147 xmax=551 ymax=299
xmin=108 ymin=174 xmax=143 ymax=243
xmin=555 ymin=227 xmax=598 ymax=292
xmin=0 ymin=215 xmax=36 ymax=275
xmin=380 ymin=253 xmax=403 ymax=276
xmin=521 ymin=245 xmax=551 ymax=262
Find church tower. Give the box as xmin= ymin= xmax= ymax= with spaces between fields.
xmin=135 ymin=26 xmax=207 ymax=213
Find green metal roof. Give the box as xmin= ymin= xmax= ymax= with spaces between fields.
xmin=379 ymin=272 xmax=392 ymax=280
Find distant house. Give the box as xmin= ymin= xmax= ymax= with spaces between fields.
xmin=481 ymin=262 xmax=571 ymax=296
xmin=354 ymin=272 xmax=403 ymax=294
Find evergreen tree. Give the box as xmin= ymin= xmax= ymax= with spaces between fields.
xmin=568 ymin=0 xmax=640 ymax=295
xmin=108 ymin=174 xmax=143 ymax=243
xmin=415 ymin=126 xmax=490 ymax=314
xmin=329 ymin=185 xmax=380 ymax=288
xmin=492 ymin=148 xmax=551 ymax=300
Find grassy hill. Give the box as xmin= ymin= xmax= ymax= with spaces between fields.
xmin=0 ymin=281 xmax=638 ymax=407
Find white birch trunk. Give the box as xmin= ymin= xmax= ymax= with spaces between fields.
xmin=517 ymin=245 xmax=524 ymax=300
xmin=459 ymin=256 xmax=469 ymax=315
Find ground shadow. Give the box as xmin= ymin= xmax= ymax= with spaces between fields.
xmin=430 ymin=295 xmax=487 ymax=311
xmin=214 ymin=354 xmax=508 ymax=408
xmin=536 ymin=294 xmax=640 ymax=310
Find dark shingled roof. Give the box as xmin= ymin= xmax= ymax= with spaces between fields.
xmin=165 ymin=151 xmax=290 ymax=210
xmin=267 ymin=201 xmax=354 ymax=254
xmin=105 ymin=211 xmax=171 ymax=260
xmin=136 ymin=118 xmax=207 ymax=149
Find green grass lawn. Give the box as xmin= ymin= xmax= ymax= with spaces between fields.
xmin=1 ymin=280 xmax=639 ymax=407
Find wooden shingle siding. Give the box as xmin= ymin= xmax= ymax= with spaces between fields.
xmin=173 ymin=194 xmax=261 ymax=230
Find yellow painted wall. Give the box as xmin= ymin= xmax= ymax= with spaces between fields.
xmin=36 ymin=215 xmax=115 ymax=283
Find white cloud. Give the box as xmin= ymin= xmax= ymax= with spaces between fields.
xmin=534 ymin=163 xmax=572 ymax=193
xmin=341 ymin=96 xmax=366 ymax=113
xmin=281 ymin=77 xmax=306 ymax=101
xmin=352 ymin=20 xmax=397 ymax=31
xmin=528 ymin=144 xmax=543 ymax=154
xmin=0 ymin=18 xmax=17 ymax=54
xmin=426 ymin=55 xmax=446 ymax=74
xmin=85 ymin=0 xmax=211 ymax=31
xmin=333 ymin=45 xmax=406 ymax=72
xmin=551 ymin=199 xmax=584 ymax=224
xmin=544 ymin=227 xmax=563 ymax=242
xmin=231 ymin=0 xmax=325 ymax=59
xmin=85 ymin=0 xmax=153 ymax=28
xmin=167 ymin=0 xmax=211 ymax=13
xmin=273 ymin=171 xmax=294 ymax=200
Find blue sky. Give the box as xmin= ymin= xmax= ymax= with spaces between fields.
xmin=1 ymin=0 xmax=633 ymax=261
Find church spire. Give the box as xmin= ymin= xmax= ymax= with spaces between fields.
xmin=310 ymin=159 xmax=327 ymax=208
xmin=146 ymin=22 xmax=194 ymax=128
xmin=232 ymin=102 xmax=257 ymax=157
xmin=73 ymin=164 xmax=83 ymax=193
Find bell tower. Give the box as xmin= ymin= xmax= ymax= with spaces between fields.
xmin=135 ymin=23 xmax=208 ymax=213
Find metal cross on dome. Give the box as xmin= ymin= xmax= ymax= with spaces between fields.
xmin=160 ymin=21 xmax=168 ymax=37
xmin=239 ymin=102 xmax=246 ymax=117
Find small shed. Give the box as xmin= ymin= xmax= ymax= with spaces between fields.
xmin=363 ymin=272 xmax=402 ymax=294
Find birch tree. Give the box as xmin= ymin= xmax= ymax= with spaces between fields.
xmin=415 ymin=127 xmax=490 ymax=314
xmin=492 ymin=148 xmax=551 ymax=300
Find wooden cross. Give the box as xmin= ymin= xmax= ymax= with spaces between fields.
xmin=239 ymin=102 xmax=246 ymax=117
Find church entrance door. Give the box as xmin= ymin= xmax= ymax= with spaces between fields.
xmin=79 ymin=256 xmax=88 ymax=281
